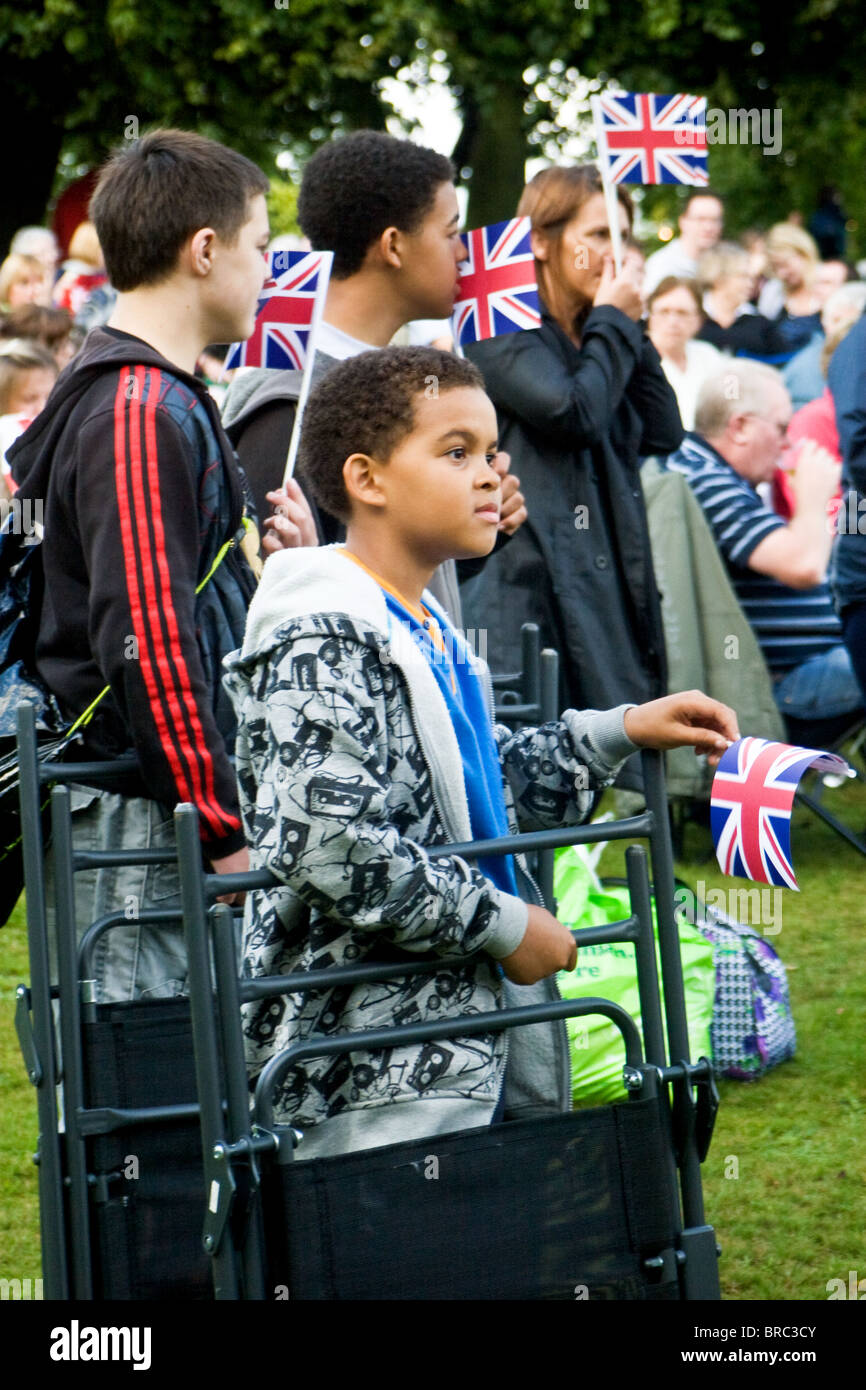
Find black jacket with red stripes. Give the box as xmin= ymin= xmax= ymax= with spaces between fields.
xmin=10 ymin=327 xmax=257 ymax=857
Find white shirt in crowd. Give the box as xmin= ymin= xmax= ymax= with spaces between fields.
xmin=643 ymin=238 xmax=699 ymax=296
xmin=314 ymin=320 xmax=378 ymax=360
xmin=314 ymin=319 xmax=453 ymax=357
xmin=657 ymin=340 xmax=724 ymax=430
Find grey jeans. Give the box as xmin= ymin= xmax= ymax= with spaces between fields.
xmin=45 ymin=785 xmax=186 ymax=1003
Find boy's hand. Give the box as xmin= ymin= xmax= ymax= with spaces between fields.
xmin=623 ymin=691 xmax=740 ymax=767
xmin=210 ymin=844 xmax=250 ymax=906
xmin=499 ymin=904 xmax=578 ymax=985
xmin=261 ymin=480 xmax=319 ymax=553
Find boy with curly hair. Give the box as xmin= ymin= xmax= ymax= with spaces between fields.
xmin=226 ymin=345 xmax=737 ymax=1157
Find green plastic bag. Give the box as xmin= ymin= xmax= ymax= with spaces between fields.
xmin=554 ymin=844 xmax=715 ymax=1106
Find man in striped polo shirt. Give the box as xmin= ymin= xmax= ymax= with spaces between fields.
xmin=663 ymin=359 xmax=863 ymax=738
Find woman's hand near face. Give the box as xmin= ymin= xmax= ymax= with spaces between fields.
xmin=592 ymin=255 xmax=644 ymax=320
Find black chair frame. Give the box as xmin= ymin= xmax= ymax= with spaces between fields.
xmin=174 ymin=744 xmax=721 ymax=1301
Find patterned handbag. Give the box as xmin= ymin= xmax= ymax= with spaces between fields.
xmin=689 ymin=889 xmax=796 ymax=1079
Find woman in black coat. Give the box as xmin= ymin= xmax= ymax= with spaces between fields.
xmin=461 ymin=165 xmax=683 ymax=717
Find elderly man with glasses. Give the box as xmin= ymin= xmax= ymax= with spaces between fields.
xmin=661 ymin=359 xmax=863 ymax=734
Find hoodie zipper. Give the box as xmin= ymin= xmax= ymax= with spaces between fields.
xmin=399 ymin=667 xmax=510 ymax=1114
xmin=483 ymin=662 xmax=572 ymax=1113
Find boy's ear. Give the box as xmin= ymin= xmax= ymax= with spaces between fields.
xmin=343 ymin=452 xmax=387 ymax=510
xmin=186 ymin=227 xmax=218 ymax=278
xmin=375 ymin=225 xmax=404 ymax=271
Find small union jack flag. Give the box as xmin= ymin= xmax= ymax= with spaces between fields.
xmin=225 ymin=249 xmax=332 ymax=371
xmin=451 ymin=217 xmax=541 ymax=348
xmin=593 ymin=92 xmax=708 ymax=186
xmin=711 ymin=737 xmax=851 ymax=890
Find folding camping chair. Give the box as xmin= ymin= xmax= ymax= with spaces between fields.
xmin=490 ymin=621 xmax=560 ymax=911
xmin=785 ymin=711 xmax=866 ymax=858
xmin=174 ymin=747 xmax=722 ymax=1301
xmin=13 ymin=703 xmax=211 ymax=1301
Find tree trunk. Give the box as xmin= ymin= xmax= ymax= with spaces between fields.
xmin=462 ymin=80 xmax=529 ymax=228
xmin=0 ymin=58 xmax=68 ymax=254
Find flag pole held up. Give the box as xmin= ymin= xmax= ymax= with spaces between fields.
xmin=591 ymin=95 xmax=624 ymax=275
xmin=591 ymin=90 xmax=710 ymax=276
xmin=281 ymin=251 xmax=333 ymax=486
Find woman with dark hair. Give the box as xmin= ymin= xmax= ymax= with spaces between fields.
xmin=460 ymin=164 xmax=683 ymax=718
xmin=647 ymin=276 xmax=722 ymax=429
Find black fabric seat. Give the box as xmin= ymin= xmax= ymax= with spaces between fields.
xmin=264 ymin=1099 xmax=681 ymax=1301
xmin=82 ymin=997 xmax=211 ymax=1300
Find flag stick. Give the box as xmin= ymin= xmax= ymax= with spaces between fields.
xmin=282 ymin=345 xmax=316 ymax=486
xmin=591 ymin=95 xmax=623 ymax=275
xmin=281 ymin=251 xmax=333 ymax=487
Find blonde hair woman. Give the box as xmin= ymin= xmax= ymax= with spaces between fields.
xmin=696 ymin=242 xmax=788 ymax=360
xmin=0 ymin=253 xmax=50 ymax=311
xmin=758 ymin=223 xmax=822 ymax=353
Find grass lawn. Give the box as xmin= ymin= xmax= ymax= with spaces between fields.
xmin=0 ymin=769 xmax=863 ymax=1300
xmin=0 ymin=895 xmax=41 ymax=1282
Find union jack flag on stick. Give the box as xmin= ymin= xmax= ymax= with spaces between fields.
xmin=225 ymin=249 xmax=333 ymax=371
xmin=591 ymin=91 xmax=708 ymax=274
xmin=451 ymin=218 xmax=541 ymax=349
xmin=710 ymin=737 xmax=851 ymax=890
xmin=592 ymin=92 xmax=708 ymax=187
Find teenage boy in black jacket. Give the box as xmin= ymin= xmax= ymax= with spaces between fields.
xmin=10 ymin=129 xmax=287 ymax=1000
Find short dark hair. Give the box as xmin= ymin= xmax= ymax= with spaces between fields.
xmin=298 ymin=131 xmax=454 ymax=279
xmin=299 ymin=346 xmax=484 ymax=522
xmin=90 ymin=129 xmax=269 ymax=292
xmin=647 ymin=275 xmax=703 ymax=315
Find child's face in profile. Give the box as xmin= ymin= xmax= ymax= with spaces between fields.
xmin=368 ymin=386 xmax=501 ymax=565
xmin=5 ymin=366 xmax=56 ymax=419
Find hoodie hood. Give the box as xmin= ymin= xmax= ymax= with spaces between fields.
xmin=9 ymin=327 xmax=209 ymax=496
xmin=221 ymin=365 xmax=303 ymax=431
xmin=225 ymin=544 xmax=477 ymax=845
xmin=221 ymin=350 xmax=339 ymax=435
xmin=236 ymin=543 xmax=391 ymax=661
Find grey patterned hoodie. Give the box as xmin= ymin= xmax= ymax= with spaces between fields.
xmin=224 ymin=545 xmax=638 ymax=1158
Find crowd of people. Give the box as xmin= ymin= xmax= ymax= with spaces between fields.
xmin=6 ymin=125 xmax=864 ymax=1158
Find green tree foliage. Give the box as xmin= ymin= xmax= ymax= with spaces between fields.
xmin=1 ymin=0 xmax=864 ymax=257
xmin=267 ymin=177 xmax=301 ymax=239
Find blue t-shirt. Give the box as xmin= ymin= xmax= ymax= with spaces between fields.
xmin=383 ymin=590 xmax=519 ymax=898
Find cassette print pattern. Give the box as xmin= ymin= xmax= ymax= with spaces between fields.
xmin=227 ymin=612 xmax=617 ymax=1131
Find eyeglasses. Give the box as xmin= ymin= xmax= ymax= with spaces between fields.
xmin=744 ymin=413 xmax=790 ymax=440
